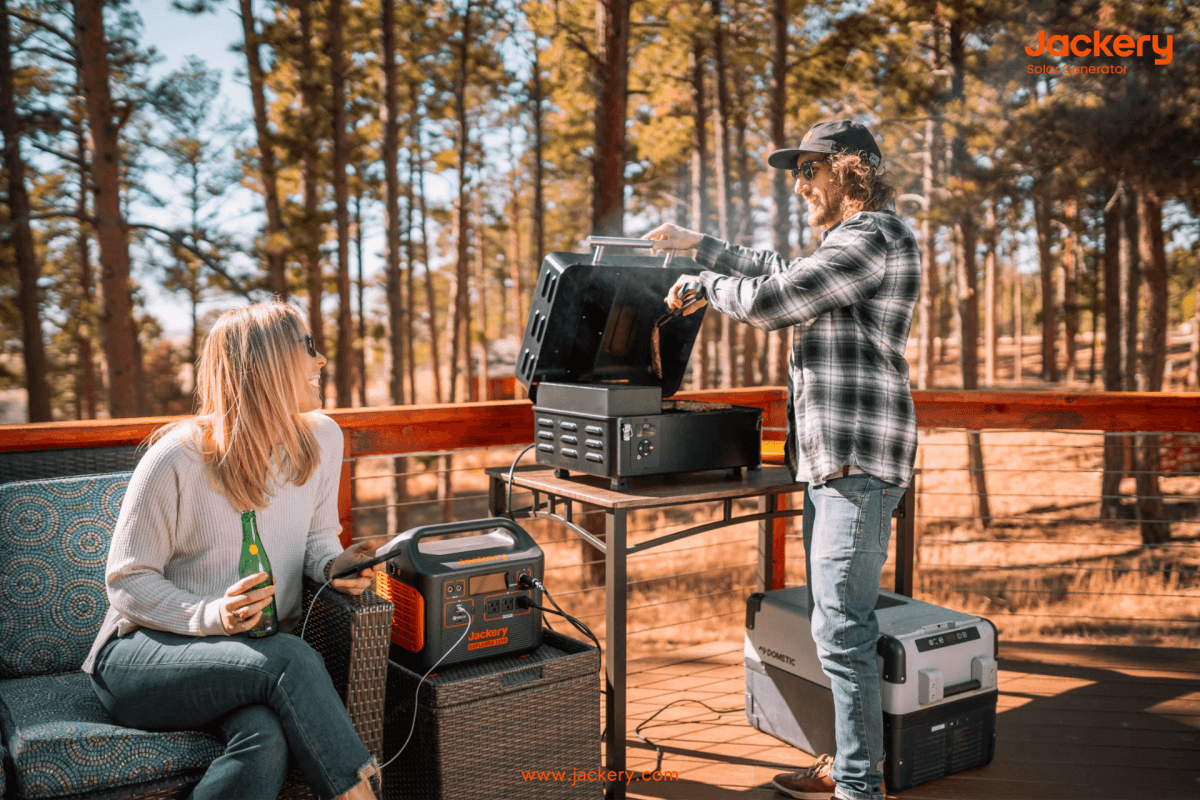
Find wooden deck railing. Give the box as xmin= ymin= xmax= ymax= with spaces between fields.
xmin=2 ymin=389 xmax=1198 ymax=544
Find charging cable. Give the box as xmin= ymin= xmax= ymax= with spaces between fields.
xmin=381 ymin=603 xmax=474 ymax=769
xmin=506 ymin=443 xmax=537 ymax=521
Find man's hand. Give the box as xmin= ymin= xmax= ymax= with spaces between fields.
xmin=327 ymin=539 xmax=386 ymax=595
xmin=219 ymin=572 xmax=276 ymax=635
xmin=644 ymin=223 xmax=704 ymax=254
xmin=665 ymin=275 xmax=708 ymax=315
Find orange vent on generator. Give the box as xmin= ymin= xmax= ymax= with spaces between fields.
xmin=376 ymin=572 xmax=424 ymax=652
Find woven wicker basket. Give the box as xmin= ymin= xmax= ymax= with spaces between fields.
xmin=381 ymin=630 xmax=600 ymax=800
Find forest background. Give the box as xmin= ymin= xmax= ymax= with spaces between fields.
xmin=2 ymin=0 xmax=1200 ymax=428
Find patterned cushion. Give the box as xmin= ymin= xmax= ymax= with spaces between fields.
xmin=0 ymin=673 xmax=221 ymax=799
xmin=0 ymin=474 xmax=130 ymax=678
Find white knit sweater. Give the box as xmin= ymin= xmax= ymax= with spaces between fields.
xmin=82 ymin=413 xmax=346 ymax=673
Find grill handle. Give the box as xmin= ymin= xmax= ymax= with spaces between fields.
xmin=585 ymin=236 xmax=676 ymax=267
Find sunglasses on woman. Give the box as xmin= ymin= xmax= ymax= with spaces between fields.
xmin=301 ymin=335 xmax=317 ymax=358
xmin=790 ymin=158 xmax=826 ymax=181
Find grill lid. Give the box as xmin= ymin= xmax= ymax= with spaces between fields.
xmin=516 ymin=250 xmax=708 ymax=401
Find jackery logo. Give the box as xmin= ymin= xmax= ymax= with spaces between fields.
xmin=1026 ymin=29 xmax=1173 ymax=65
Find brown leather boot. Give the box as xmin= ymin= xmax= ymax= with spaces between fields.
xmin=771 ymin=754 xmax=888 ymax=799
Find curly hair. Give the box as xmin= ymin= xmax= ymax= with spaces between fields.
xmin=826 ymin=152 xmax=897 ymax=219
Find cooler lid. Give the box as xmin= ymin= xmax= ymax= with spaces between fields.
xmin=516 ymin=250 xmax=707 ymax=401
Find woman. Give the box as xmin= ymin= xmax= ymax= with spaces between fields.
xmin=83 ymin=301 xmax=383 ymax=800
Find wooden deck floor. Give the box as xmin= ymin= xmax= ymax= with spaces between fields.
xmin=616 ymin=640 xmax=1200 ymax=800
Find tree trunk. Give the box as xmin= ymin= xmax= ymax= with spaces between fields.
xmin=2 ymin=0 xmax=52 ymax=421
xmin=983 ymin=202 xmax=997 ymax=386
xmin=689 ymin=38 xmax=710 ymax=390
xmin=383 ymin=0 xmax=404 ymax=407
xmin=530 ymin=46 xmax=545 ymax=282
xmin=772 ymin=0 xmax=792 ymax=393
xmin=74 ymin=0 xmax=143 ymax=418
xmin=955 ymin=210 xmax=989 ymax=530
xmin=955 ymin=213 xmax=978 ymax=390
xmin=76 ymin=120 xmax=97 ymax=419
xmin=592 ymin=0 xmax=629 ymax=235
xmin=1138 ymin=190 xmax=1167 ymax=392
xmin=416 ymin=128 xmax=442 ymax=403
xmin=354 ymin=188 xmax=367 ymax=407
xmin=1101 ymin=184 xmax=1123 ymax=519
xmin=918 ymin=118 xmax=940 ymax=390
xmin=448 ymin=0 xmax=472 ymax=404
xmin=1121 ymin=183 xmax=1140 ymax=392
xmin=508 ymin=157 xmax=522 ymax=339
xmin=473 ymin=193 xmax=489 ymax=400
xmin=297 ymin=0 xmax=325 ymax=405
xmin=769 ymin=0 xmax=789 ymax=385
xmin=1135 ymin=188 xmax=1169 ymax=545
xmin=1059 ymin=200 xmax=1078 ymax=382
xmin=1033 ymin=184 xmax=1057 ymax=382
xmin=404 ymin=133 xmax=417 ymax=404
xmin=329 ymin=0 xmax=352 ymax=408
xmin=1009 ymin=202 xmax=1023 ymax=385
xmin=239 ymin=0 xmax=287 ymax=295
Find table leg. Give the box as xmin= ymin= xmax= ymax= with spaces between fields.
xmin=487 ymin=475 xmax=503 ymax=517
xmin=894 ymin=487 xmax=916 ymax=597
xmin=757 ymin=493 xmax=777 ymax=592
xmin=605 ymin=507 xmax=627 ymax=800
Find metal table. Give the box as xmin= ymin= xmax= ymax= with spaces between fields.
xmin=486 ymin=464 xmax=915 ymax=800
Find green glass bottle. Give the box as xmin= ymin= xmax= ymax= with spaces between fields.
xmin=239 ymin=510 xmax=278 ymax=637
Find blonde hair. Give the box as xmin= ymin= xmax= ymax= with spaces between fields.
xmin=154 ymin=300 xmax=321 ymax=511
xmin=828 ymin=152 xmax=897 ymax=219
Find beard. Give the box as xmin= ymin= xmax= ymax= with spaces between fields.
xmin=805 ymin=186 xmax=846 ymax=229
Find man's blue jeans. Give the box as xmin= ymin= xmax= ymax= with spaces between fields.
xmin=90 ymin=629 xmax=374 ymax=800
xmin=803 ymin=474 xmax=904 ymax=800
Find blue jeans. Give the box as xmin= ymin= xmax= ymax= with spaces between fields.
xmin=90 ymin=629 xmax=373 ymax=800
xmin=803 ymin=474 xmax=903 ymax=800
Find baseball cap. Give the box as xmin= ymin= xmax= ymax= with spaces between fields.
xmin=768 ymin=120 xmax=883 ymax=170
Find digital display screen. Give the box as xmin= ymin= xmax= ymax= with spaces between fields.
xmin=469 ymin=571 xmax=508 ymax=595
xmin=915 ymin=626 xmax=980 ymax=652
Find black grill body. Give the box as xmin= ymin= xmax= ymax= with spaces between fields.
xmin=519 ymin=251 xmax=762 ymax=490
xmin=533 ymin=385 xmax=762 ymax=489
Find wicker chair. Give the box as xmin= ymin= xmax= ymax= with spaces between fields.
xmin=0 ymin=472 xmax=392 ymax=800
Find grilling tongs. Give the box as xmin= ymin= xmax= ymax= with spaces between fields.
xmin=651 ymin=282 xmax=705 ymax=379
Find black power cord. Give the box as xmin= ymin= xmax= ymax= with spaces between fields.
xmin=506 ymin=443 xmax=537 ymax=521
xmin=518 ymin=574 xmax=601 ymax=656
xmin=634 ymin=699 xmax=744 ymax=777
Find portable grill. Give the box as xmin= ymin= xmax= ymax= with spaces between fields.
xmin=517 ymin=237 xmax=762 ymax=490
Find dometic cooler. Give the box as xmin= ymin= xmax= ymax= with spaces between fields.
xmin=744 ymin=587 xmax=998 ymax=792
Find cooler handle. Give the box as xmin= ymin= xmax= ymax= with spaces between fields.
xmin=585 ymin=236 xmax=676 ymax=267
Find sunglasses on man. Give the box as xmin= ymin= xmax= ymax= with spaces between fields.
xmin=790 ymin=157 xmax=826 ymax=181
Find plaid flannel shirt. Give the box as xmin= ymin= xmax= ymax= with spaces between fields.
xmin=693 ymin=209 xmax=921 ymax=488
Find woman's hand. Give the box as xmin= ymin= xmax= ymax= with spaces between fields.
xmin=219 ymin=572 xmax=276 ymax=635
xmin=644 ymin=223 xmax=704 ymax=254
xmin=326 ymin=540 xmax=386 ymax=596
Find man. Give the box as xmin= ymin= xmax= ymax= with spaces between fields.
xmin=644 ymin=119 xmax=919 ymax=800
